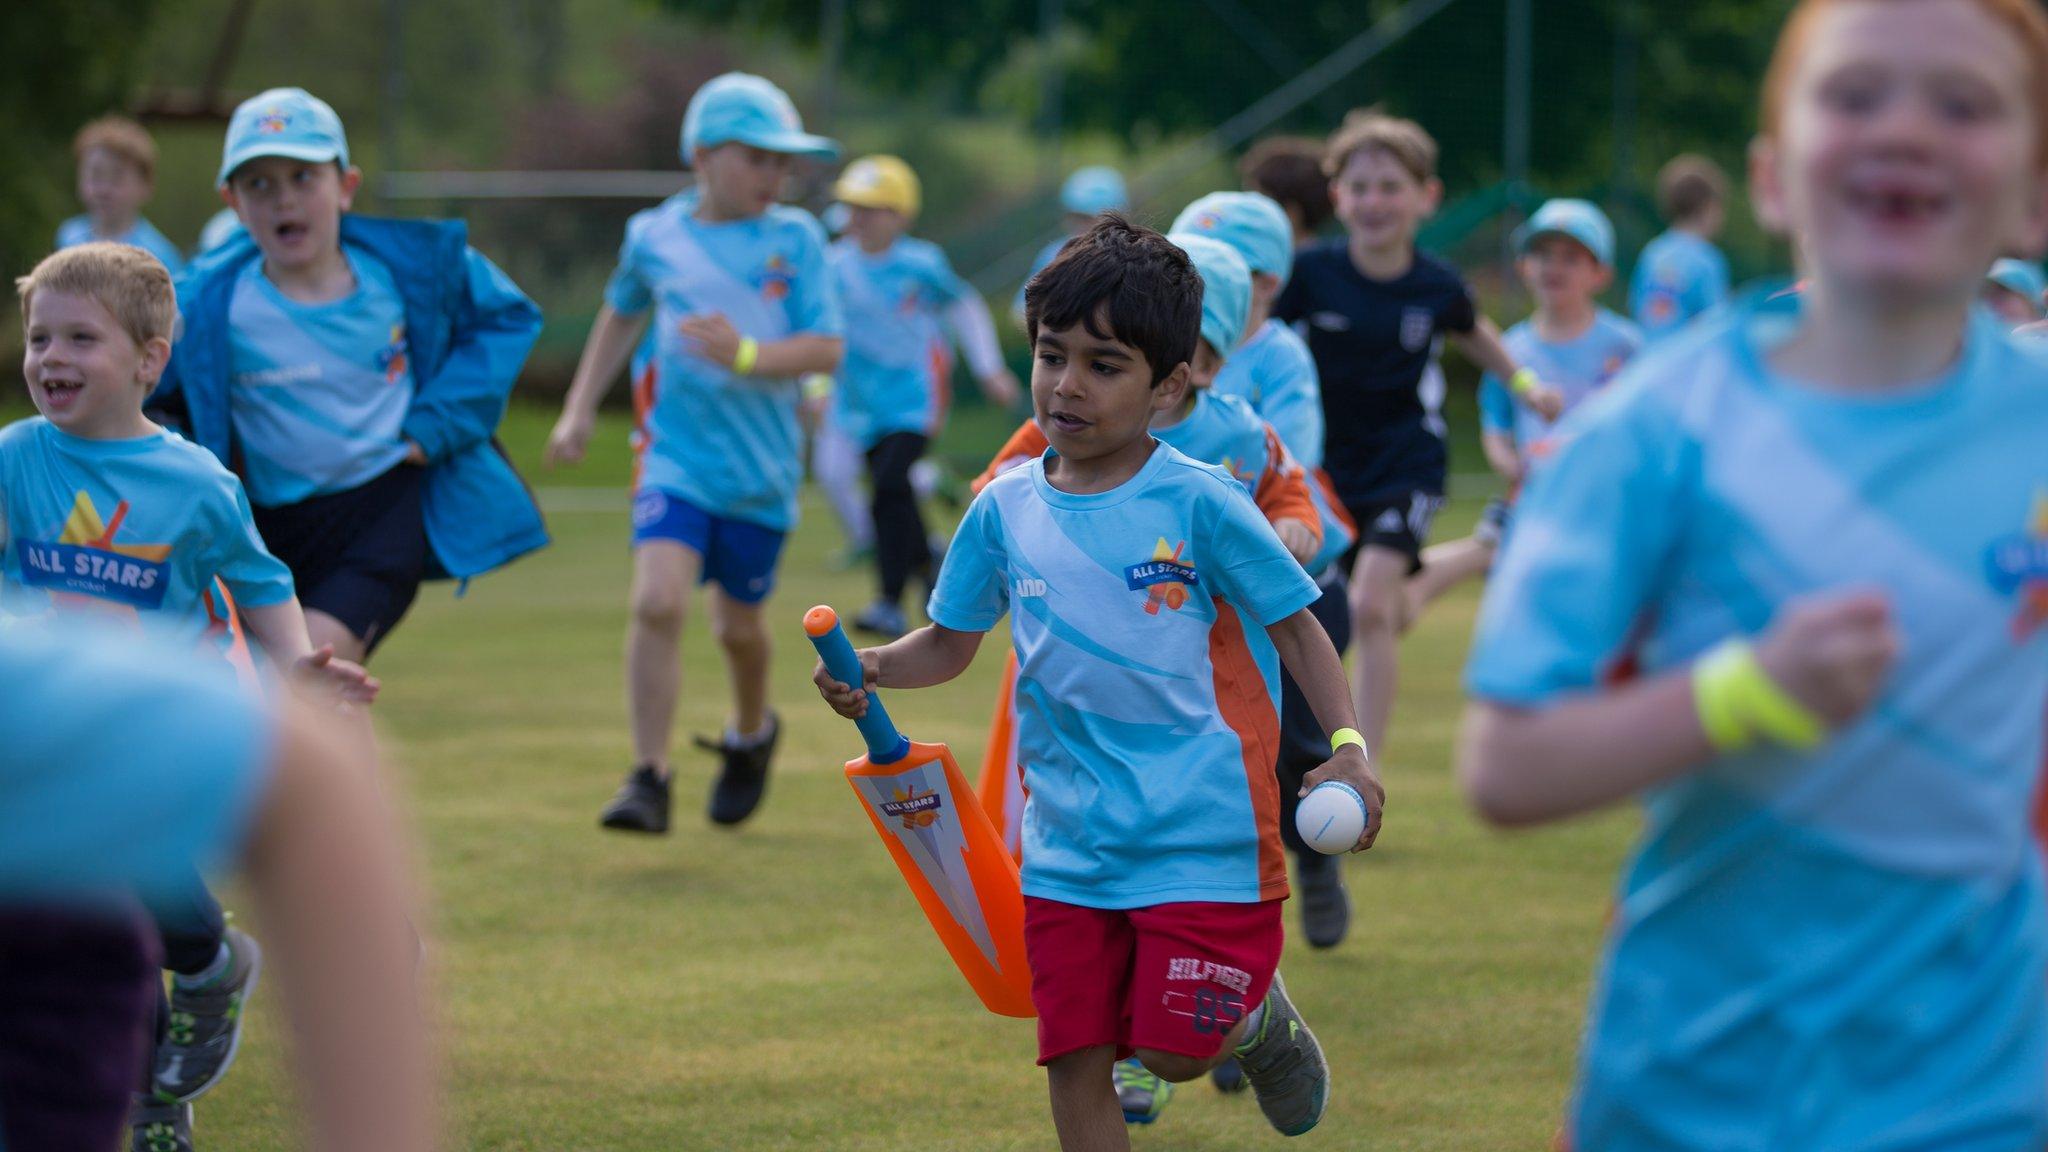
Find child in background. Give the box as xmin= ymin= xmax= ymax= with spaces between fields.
xmin=545 ymin=73 xmax=843 ymax=833
xmin=6 ymin=242 xmax=376 ymax=1148
xmin=1407 ymin=199 xmax=1640 ymax=617
xmin=156 ymin=87 xmax=547 ymax=671
xmin=1273 ymin=108 xmax=1561 ymax=770
xmin=1982 ymin=257 xmax=2047 ymax=327
xmin=1239 ymin=136 xmax=1334 ymax=250
xmin=1010 ymin=165 xmax=1129 ymax=325
xmin=1630 ymin=153 xmax=1733 ymax=343
xmin=820 ymin=217 xmax=1382 ymax=1150
xmin=57 ymin=116 xmax=186 ymax=276
xmin=828 ymin=155 xmax=1019 ymax=639
xmin=1461 ymin=0 xmax=2048 ymax=1144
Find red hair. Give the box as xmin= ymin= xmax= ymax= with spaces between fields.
xmin=1761 ymin=0 xmax=2048 ymax=163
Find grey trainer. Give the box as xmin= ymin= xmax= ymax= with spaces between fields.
xmin=1234 ymin=971 xmax=1329 ymax=1136
xmin=153 ymin=926 xmax=260 ymax=1103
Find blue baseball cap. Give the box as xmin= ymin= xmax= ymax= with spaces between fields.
xmin=1512 ymin=198 xmax=1616 ymax=267
xmin=681 ymin=72 xmax=839 ymax=164
xmin=1169 ymin=232 xmax=1252 ymax=357
xmin=217 ymin=88 xmax=350 ymax=187
xmin=1987 ymin=258 xmax=2047 ymax=303
xmin=1171 ymin=191 xmax=1295 ymax=289
xmin=1060 ymin=166 xmax=1128 ymax=216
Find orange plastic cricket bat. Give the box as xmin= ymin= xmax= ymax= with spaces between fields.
xmin=804 ymin=606 xmax=1035 ymax=1018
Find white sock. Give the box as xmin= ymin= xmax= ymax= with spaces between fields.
xmin=1235 ymin=1003 xmax=1267 ymax=1054
xmin=727 ymin=718 xmax=775 ymax=748
xmin=175 ymin=940 xmax=233 ymax=989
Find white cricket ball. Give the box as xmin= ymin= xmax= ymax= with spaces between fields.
xmin=1296 ymin=781 xmax=1368 ymax=855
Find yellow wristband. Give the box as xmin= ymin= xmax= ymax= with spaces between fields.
xmin=1329 ymin=727 xmax=1368 ymax=757
xmin=1509 ymin=367 xmax=1540 ymax=396
xmin=800 ymin=373 xmax=834 ymax=401
xmin=732 ymin=337 xmax=760 ymax=376
xmin=1692 ymin=639 xmax=1827 ymax=753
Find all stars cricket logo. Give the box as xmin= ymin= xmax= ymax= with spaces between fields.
xmin=879 ymin=784 xmax=943 ymax=830
xmin=1126 ymin=537 xmax=1198 ymax=615
xmin=1987 ymin=488 xmax=2048 ymax=639
xmin=17 ymin=491 xmax=172 ymax=612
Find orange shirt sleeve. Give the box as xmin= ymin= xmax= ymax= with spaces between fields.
xmin=970 ymin=420 xmax=1051 ymax=495
xmin=1250 ymin=424 xmax=1321 ymax=549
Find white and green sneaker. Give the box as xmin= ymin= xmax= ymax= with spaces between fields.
xmin=1114 ymin=1056 xmax=1176 ymax=1124
xmin=1234 ymin=972 xmax=1329 ymax=1136
xmin=153 ymin=926 xmax=261 ymax=1103
xmin=129 ymin=1098 xmax=194 ymax=1152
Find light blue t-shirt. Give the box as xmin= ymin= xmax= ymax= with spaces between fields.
xmin=1630 ymin=229 xmax=1730 ymax=343
xmin=56 ymin=215 xmax=186 ymax=276
xmin=930 ymin=442 xmax=1321 ymax=909
xmin=0 ymin=619 xmax=269 ymax=903
xmin=1011 ymin=236 xmax=1073 ymax=320
xmin=605 ymin=196 xmax=841 ymax=530
xmin=227 ymin=246 xmax=416 ymax=506
xmin=1159 ymin=391 xmax=1351 ymax=577
xmin=1212 ymin=319 xmax=1325 ymax=469
xmin=1478 ymin=308 xmax=1642 ymax=454
xmin=0 ymin=419 xmax=294 ymax=657
xmin=829 ymin=236 xmax=976 ymax=448
xmin=1467 ymin=297 xmax=2048 ymax=1149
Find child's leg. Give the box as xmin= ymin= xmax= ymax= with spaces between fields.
xmin=812 ymin=417 xmax=873 ymax=553
xmin=708 ymin=588 xmax=771 ymax=738
xmin=865 ymin=431 xmax=933 ymax=611
xmin=626 ymin=541 xmax=701 ymax=773
xmin=1046 ymin=1046 xmax=1131 ymax=1152
xmin=1134 ymin=1012 xmax=1251 ymax=1082
xmin=1403 ymin=535 xmax=1496 ymax=626
xmin=1348 ymin=545 xmax=1412 ymax=756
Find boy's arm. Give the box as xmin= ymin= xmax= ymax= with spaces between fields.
xmin=400 ymin=247 xmax=544 ymax=465
xmin=941 ymin=294 xmax=1021 ymax=406
xmin=241 ymin=599 xmax=378 ymax=704
xmin=546 ymin=304 xmax=651 ymax=467
xmin=1452 ymin=318 xmax=1564 ymax=421
xmin=675 ymin=313 xmax=843 ymax=379
xmin=1481 ymin=430 xmax=1525 ymax=486
xmin=814 ymin=624 xmax=985 ymax=719
xmin=1250 ymin=426 xmax=1321 ymax=564
xmin=1267 ymin=607 xmax=1383 ymax=850
xmin=1459 ymin=592 xmax=1896 ymax=827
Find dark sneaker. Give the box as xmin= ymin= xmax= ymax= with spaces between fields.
xmin=1296 ymin=850 xmax=1352 ymax=950
xmin=130 ymin=1099 xmax=194 ymax=1152
xmin=1235 ymin=972 xmax=1329 ymax=1136
xmin=702 ymin=714 xmax=779 ymax=826
xmin=1210 ymin=1055 xmax=1249 ymax=1093
xmin=599 ymin=764 xmax=671 ymax=833
xmin=1114 ymin=1056 xmax=1176 ymax=1124
xmin=851 ymin=600 xmax=907 ymax=640
xmin=152 ymin=926 xmax=261 ymax=1103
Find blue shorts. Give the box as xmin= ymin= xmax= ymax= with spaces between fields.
xmin=630 ymin=489 xmax=786 ymax=604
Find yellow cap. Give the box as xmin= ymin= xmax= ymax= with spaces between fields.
xmin=833 ymin=155 xmax=921 ymax=219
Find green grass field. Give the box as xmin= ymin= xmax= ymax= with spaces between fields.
xmin=120 ymin=402 xmax=1635 ymax=1150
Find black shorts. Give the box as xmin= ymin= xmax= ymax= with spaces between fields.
xmin=1340 ymin=489 xmax=1446 ymax=575
xmin=252 ymin=464 xmax=430 ymax=655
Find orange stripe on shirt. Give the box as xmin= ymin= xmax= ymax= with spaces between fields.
xmin=1251 ymin=425 xmax=1320 ymax=550
xmin=1209 ymin=600 xmax=1289 ymax=901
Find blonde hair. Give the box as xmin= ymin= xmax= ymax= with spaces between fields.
xmin=1322 ymin=108 xmax=1438 ymax=183
xmin=16 ymin=243 xmax=178 ymax=347
xmin=1763 ymin=0 xmax=2048 ymax=163
xmin=72 ymin=116 xmax=158 ymax=183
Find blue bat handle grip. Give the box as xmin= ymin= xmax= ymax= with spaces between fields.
xmin=805 ymin=608 xmax=911 ymax=765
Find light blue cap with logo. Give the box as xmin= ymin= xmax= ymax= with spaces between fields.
xmin=681 ymin=72 xmax=839 ymax=164
xmin=1171 ymin=191 xmax=1295 ymax=289
xmin=1169 ymin=231 xmax=1252 ymax=357
xmin=217 ymin=87 xmax=350 ymax=187
xmin=1060 ymin=166 xmax=1128 ymax=215
xmin=1987 ymin=258 xmax=2047 ymax=304
xmin=1512 ymin=198 xmax=1616 ymax=267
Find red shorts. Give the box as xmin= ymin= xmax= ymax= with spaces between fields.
xmin=1024 ymin=896 xmax=1284 ymax=1065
